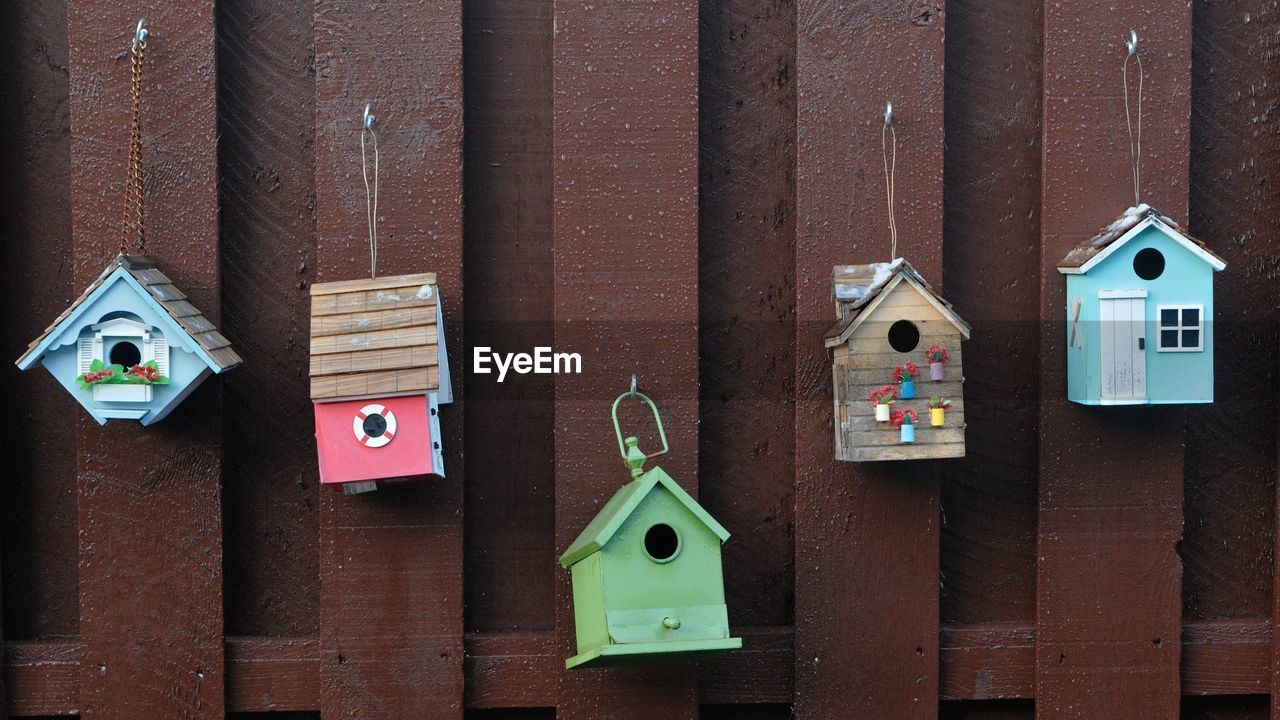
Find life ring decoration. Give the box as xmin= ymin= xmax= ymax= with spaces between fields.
xmin=353 ymin=404 xmax=397 ymax=448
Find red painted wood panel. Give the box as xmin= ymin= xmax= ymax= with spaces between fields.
xmin=1036 ymin=2 xmax=1191 ymax=717
xmin=65 ymin=3 xmax=226 ymax=717
xmin=551 ymin=0 xmax=701 ymax=717
xmin=313 ymin=1 xmax=465 ymax=716
xmin=794 ymin=2 xmax=946 ymax=717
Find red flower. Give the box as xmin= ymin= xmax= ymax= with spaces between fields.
xmin=868 ymin=385 xmax=897 ymax=407
xmin=892 ymin=363 xmax=919 ymax=383
xmin=890 ymin=408 xmax=918 ymax=428
xmin=924 ymin=345 xmax=949 ymax=364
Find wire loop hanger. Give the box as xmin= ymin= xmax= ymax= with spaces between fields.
xmin=119 ymin=18 xmax=149 ymax=256
xmin=881 ymin=100 xmax=899 ymax=259
xmin=360 ymin=102 xmax=380 ymax=278
xmin=1122 ymin=29 xmax=1144 ymax=207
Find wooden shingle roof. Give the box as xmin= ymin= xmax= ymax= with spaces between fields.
xmin=1057 ymin=204 xmax=1227 ymax=273
xmin=823 ymin=258 xmax=970 ymax=348
xmin=16 ymin=254 xmax=242 ymax=371
xmin=309 ymin=273 xmax=443 ymax=402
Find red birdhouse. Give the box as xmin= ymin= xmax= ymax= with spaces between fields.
xmin=309 ymin=273 xmax=452 ymax=494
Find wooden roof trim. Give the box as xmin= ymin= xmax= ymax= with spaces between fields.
xmin=824 ymin=262 xmax=971 ymax=348
xmin=1057 ymin=206 xmax=1227 ymax=274
xmin=309 ymin=273 xmax=437 ymax=296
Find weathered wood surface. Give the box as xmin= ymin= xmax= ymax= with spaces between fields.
xmin=313 ymin=0 xmax=465 ymax=717
xmin=64 ymin=1 xmax=227 ymax=716
xmin=1 ymin=0 xmax=1279 ymax=719
xmin=795 ymin=1 xmax=946 ymax=718
xmin=1037 ymin=1 xmax=1192 ymax=718
xmin=552 ymin=0 xmax=701 ymax=717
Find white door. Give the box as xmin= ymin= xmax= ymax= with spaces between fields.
xmin=1099 ymin=291 xmax=1147 ymax=403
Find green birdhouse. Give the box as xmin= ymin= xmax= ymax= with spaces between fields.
xmin=559 ymin=390 xmax=742 ymax=669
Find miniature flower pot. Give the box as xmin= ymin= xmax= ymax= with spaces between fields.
xmin=93 ymin=383 xmax=152 ymax=403
xmin=930 ymin=362 xmax=945 ymax=381
xmin=900 ymin=424 xmax=915 ymax=444
xmin=875 ymin=403 xmax=891 ymax=422
xmin=899 ymin=380 xmax=915 ymax=399
xmin=931 ymin=408 xmax=945 ymax=427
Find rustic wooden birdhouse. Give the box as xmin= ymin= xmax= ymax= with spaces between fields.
xmin=1058 ymin=205 xmax=1225 ymax=405
xmin=559 ymin=392 xmax=741 ymax=669
xmin=310 ymin=273 xmax=452 ymax=494
xmin=824 ymin=259 xmax=971 ymax=462
xmin=15 ymin=254 xmax=242 ymax=425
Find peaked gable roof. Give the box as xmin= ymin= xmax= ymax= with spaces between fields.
xmin=1057 ymin=204 xmax=1227 ymax=274
xmin=559 ymin=466 xmax=730 ymax=568
xmin=823 ymin=258 xmax=971 ymax=348
xmin=16 ymin=254 xmax=242 ymax=372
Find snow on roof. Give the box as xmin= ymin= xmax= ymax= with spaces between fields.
xmin=1058 ymin=205 xmax=1226 ymax=271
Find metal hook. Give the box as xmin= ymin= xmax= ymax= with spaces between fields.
xmin=629 ymin=374 xmax=638 ymax=399
xmin=363 ymin=102 xmax=376 ymax=130
xmin=883 ymin=101 xmax=893 ymax=128
xmin=1125 ymin=29 xmax=1139 ymax=56
xmin=133 ymin=18 xmax=149 ymax=47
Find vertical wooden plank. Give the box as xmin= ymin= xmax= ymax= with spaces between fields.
xmin=552 ymin=0 xmax=701 ymax=717
xmin=1036 ymin=2 xmax=1190 ymax=717
xmin=218 ymin=0 xmax=321 ymax=639
xmin=1181 ymin=7 xmax=1279 ymax=719
xmin=939 ymin=0 xmax=1042 ymax=629
xmin=794 ymin=2 xmax=945 ymax=718
xmin=313 ymin=1 xmax=465 ymax=717
xmin=462 ymin=0 xmax=557 ymax=636
xmin=65 ymin=3 xmax=225 ymax=717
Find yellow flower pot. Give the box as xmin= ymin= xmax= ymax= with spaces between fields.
xmin=930 ymin=408 xmax=945 ymax=427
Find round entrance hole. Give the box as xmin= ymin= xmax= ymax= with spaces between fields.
xmin=109 ymin=341 xmax=142 ymax=367
xmin=643 ymin=523 xmax=681 ymax=563
xmin=1133 ymin=247 xmax=1165 ymax=280
xmin=362 ymin=413 xmax=388 ymax=438
xmin=887 ymin=319 xmax=920 ymax=353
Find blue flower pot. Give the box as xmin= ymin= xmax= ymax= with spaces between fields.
xmin=899 ymin=380 xmax=915 ymax=399
xmin=900 ymin=424 xmax=915 ymax=444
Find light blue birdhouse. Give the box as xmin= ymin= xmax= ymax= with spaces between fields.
xmin=1058 ymin=205 xmax=1226 ymax=406
xmin=15 ymin=255 xmax=242 ymax=425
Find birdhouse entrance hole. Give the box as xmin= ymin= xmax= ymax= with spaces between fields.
xmin=1133 ymin=247 xmax=1165 ymax=280
xmin=109 ymin=341 xmax=142 ymax=367
xmin=362 ymin=413 xmax=388 ymax=438
xmin=643 ymin=523 xmax=680 ymax=563
xmin=888 ymin=319 xmax=920 ymax=353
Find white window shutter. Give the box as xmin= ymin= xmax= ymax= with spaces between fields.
xmin=152 ymin=337 xmax=169 ymax=376
xmin=78 ymin=338 xmax=94 ymax=373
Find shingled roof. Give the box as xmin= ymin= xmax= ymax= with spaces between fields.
xmin=1057 ymin=204 xmax=1227 ymax=273
xmin=823 ymin=258 xmax=970 ymax=348
xmin=16 ymin=254 xmax=242 ymax=371
xmin=309 ymin=272 xmax=445 ymax=402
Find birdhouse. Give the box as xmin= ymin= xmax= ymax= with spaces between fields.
xmin=15 ymin=254 xmax=242 ymax=425
xmin=309 ymin=273 xmax=452 ymax=494
xmin=1058 ymin=205 xmax=1225 ymax=405
xmin=559 ymin=391 xmax=741 ymax=669
xmin=824 ymin=259 xmax=971 ymax=462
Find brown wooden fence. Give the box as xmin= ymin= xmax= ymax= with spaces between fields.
xmin=0 ymin=0 xmax=1278 ymax=718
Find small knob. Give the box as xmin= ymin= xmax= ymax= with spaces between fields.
xmin=662 ymin=617 xmax=681 ymax=630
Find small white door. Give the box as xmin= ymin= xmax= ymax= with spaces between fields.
xmin=1099 ymin=292 xmax=1147 ymax=403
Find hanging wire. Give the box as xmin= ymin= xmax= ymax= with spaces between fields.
xmin=361 ymin=102 xmax=380 ymax=278
xmin=1122 ymin=29 xmax=1144 ymax=207
xmin=881 ymin=101 xmax=899 ymax=259
xmin=119 ymin=19 xmax=149 ymax=256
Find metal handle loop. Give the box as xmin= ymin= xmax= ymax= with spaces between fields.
xmin=611 ymin=390 xmax=669 ymax=462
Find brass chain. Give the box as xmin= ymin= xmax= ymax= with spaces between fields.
xmin=119 ymin=35 xmax=146 ymax=256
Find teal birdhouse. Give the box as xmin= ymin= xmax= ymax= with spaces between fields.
xmin=559 ymin=390 xmax=741 ymax=669
xmin=1059 ymin=206 xmax=1226 ymax=405
xmin=15 ymin=254 xmax=242 ymax=425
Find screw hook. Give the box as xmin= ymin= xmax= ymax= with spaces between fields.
xmin=883 ymin=100 xmax=893 ymax=128
xmin=1125 ymin=29 xmax=1139 ymax=56
xmin=629 ymin=374 xmax=638 ymax=399
xmin=133 ymin=18 xmax=149 ymax=48
xmin=363 ymin=102 xmax=375 ymax=130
